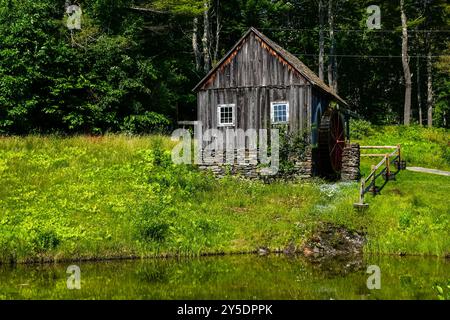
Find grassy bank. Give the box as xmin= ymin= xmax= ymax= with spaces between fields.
xmin=0 ymin=126 xmax=449 ymax=263
xmin=351 ymin=122 xmax=450 ymax=171
xmin=353 ymin=125 xmax=450 ymax=256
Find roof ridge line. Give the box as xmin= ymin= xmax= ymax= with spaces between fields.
xmin=193 ymin=27 xmax=347 ymax=106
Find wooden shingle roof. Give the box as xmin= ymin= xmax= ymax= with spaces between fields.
xmin=194 ymin=27 xmax=347 ymax=106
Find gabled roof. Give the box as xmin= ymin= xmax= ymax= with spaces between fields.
xmin=193 ymin=27 xmax=347 ymax=106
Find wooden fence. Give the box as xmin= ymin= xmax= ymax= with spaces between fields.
xmin=354 ymin=145 xmax=406 ymax=209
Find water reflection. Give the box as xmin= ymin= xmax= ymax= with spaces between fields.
xmin=0 ymin=255 xmax=448 ymax=300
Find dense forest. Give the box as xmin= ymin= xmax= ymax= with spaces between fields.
xmin=0 ymin=0 xmax=448 ymax=134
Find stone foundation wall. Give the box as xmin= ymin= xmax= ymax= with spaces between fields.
xmin=341 ymin=144 xmax=360 ymax=181
xmin=287 ymin=153 xmax=313 ymax=180
xmin=198 ymin=149 xmax=313 ymax=181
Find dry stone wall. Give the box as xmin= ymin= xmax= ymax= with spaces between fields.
xmin=341 ymin=144 xmax=361 ymax=181
xmin=198 ymin=144 xmax=360 ymax=182
xmin=198 ymin=149 xmax=313 ymax=181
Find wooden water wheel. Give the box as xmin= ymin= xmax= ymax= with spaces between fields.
xmin=318 ymin=109 xmax=345 ymax=177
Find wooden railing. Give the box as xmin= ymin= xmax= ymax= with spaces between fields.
xmin=354 ymin=145 xmax=406 ymax=208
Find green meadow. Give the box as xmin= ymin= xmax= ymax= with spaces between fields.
xmin=0 ymin=126 xmax=449 ymax=264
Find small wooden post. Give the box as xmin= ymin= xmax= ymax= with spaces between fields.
xmin=385 ymin=154 xmax=390 ymax=178
xmin=353 ymin=177 xmax=369 ymax=209
xmin=360 ymin=178 xmax=365 ymax=204
xmin=371 ymin=165 xmax=377 ymax=195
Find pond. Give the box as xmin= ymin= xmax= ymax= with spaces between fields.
xmin=0 ymin=254 xmax=448 ymax=300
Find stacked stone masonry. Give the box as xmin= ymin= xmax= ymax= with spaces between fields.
xmin=341 ymin=144 xmax=361 ymax=181
xmin=198 ymin=145 xmax=360 ymax=181
xmin=198 ymin=149 xmax=313 ymax=181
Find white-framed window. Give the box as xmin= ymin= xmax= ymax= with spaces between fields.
xmin=217 ymin=104 xmax=235 ymax=127
xmin=271 ymin=102 xmax=289 ymax=124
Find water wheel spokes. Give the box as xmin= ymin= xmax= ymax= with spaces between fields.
xmin=318 ymin=109 xmax=346 ymax=177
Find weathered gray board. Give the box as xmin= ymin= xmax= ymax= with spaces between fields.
xmin=196 ymin=32 xmax=329 ymax=146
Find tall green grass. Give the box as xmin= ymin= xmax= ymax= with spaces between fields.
xmin=351 ymin=122 xmax=450 ymax=171
xmin=350 ymin=124 xmax=450 ymax=256
xmin=0 ymin=125 xmax=449 ymax=263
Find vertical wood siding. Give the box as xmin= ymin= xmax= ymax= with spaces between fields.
xmin=197 ymin=32 xmax=328 ymax=145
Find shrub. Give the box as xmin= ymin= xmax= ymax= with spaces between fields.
xmin=277 ymin=127 xmax=309 ymax=174
xmin=350 ymin=119 xmax=374 ymax=140
xmin=142 ymin=137 xmax=213 ymax=194
xmin=139 ymin=221 xmax=170 ymax=243
xmin=121 ymin=112 xmax=171 ymax=134
xmin=33 ymin=230 xmax=60 ymax=252
xmin=133 ymin=200 xmax=173 ymax=244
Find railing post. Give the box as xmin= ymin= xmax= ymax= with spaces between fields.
xmin=371 ymin=165 xmax=377 ymax=195
xmin=355 ymin=145 xmax=404 ymax=208
xmin=360 ymin=178 xmax=365 ymax=204
xmin=385 ymin=154 xmax=390 ymax=179
xmin=354 ymin=177 xmax=369 ymax=209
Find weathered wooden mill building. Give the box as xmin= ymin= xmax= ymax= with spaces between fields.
xmin=192 ymin=27 xmax=359 ymax=180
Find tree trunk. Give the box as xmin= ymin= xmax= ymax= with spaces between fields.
xmin=202 ymin=0 xmax=211 ymax=73
xmin=417 ymin=56 xmax=422 ymax=125
xmin=318 ymin=0 xmax=325 ymax=81
xmin=334 ymin=63 xmax=339 ymax=94
xmin=427 ymin=45 xmax=433 ymax=128
xmin=214 ymin=0 xmax=220 ymax=64
xmin=415 ymin=1 xmax=426 ymax=126
xmin=401 ymin=0 xmax=412 ymax=125
xmin=192 ymin=17 xmax=201 ymax=71
xmin=327 ymin=0 xmax=337 ymax=92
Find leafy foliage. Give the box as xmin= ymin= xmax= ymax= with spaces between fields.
xmin=1 ymin=0 xmax=449 ymax=133
xmin=277 ymin=126 xmax=309 ymax=174
xmin=0 ymin=128 xmax=448 ymax=263
xmin=353 ymin=125 xmax=450 ymax=170
xmin=434 ymin=281 xmax=450 ymax=300
xmin=0 ymin=0 xmax=192 ymax=134
xmin=350 ymin=119 xmax=375 ymax=139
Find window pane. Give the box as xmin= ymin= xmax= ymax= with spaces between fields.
xmin=273 ymin=104 xmax=287 ymax=123
xmin=219 ymin=105 xmax=234 ymax=125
